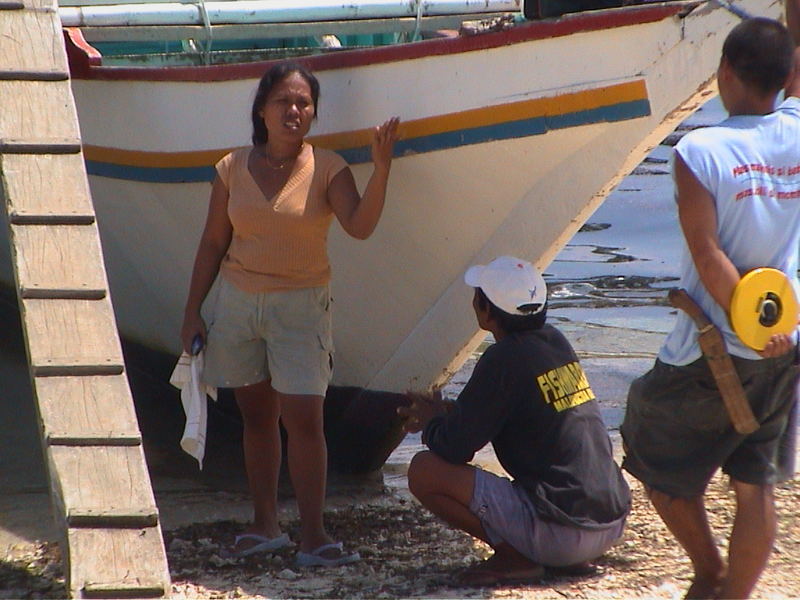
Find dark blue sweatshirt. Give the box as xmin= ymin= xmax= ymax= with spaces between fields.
xmin=424 ymin=325 xmax=630 ymax=529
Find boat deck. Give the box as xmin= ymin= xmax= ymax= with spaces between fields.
xmin=0 ymin=0 xmax=170 ymax=596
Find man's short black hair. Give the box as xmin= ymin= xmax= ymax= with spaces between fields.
xmin=722 ymin=18 xmax=794 ymax=95
xmin=475 ymin=288 xmax=547 ymax=333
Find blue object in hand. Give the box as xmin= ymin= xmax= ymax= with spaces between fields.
xmin=190 ymin=334 xmax=204 ymax=356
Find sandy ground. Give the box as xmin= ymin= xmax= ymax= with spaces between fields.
xmin=2 ymin=313 xmax=799 ymax=599
xmin=2 ymin=469 xmax=799 ymax=599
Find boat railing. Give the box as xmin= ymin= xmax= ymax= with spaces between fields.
xmin=58 ymin=1 xmax=518 ymax=27
xmin=57 ymin=0 xmax=688 ymax=65
xmin=60 ymin=13 xmax=513 ymax=44
xmin=57 ymin=0 xmax=524 ymax=55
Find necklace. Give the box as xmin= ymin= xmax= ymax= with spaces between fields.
xmin=263 ymin=145 xmax=302 ymax=170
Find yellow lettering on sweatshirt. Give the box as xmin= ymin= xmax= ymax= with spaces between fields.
xmin=537 ymin=361 xmax=595 ymax=412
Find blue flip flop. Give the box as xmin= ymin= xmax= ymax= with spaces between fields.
xmin=295 ymin=542 xmax=360 ymax=567
xmin=233 ymin=532 xmax=291 ymax=557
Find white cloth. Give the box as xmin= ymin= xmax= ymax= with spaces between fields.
xmin=661 ymin=96 xmax=800 ymax=365
xmin=169 ymin=351 xmax=218 ymax=469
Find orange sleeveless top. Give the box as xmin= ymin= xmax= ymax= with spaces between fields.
xmin=216 ymin=144 xmax=348 ymax=292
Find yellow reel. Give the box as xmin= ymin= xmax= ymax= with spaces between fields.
xmin=730 ymin=268 xmax=799 ymax=351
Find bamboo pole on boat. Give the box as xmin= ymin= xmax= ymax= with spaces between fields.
xmin=59 ymin=0 xmax=520 ymax=27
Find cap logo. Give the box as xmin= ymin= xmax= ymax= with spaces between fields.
xmin=529 ymin=286 xmax=538 ymax=300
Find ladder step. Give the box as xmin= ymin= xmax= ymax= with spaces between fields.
xmin=22 ymin=298 xmax=126 ymax=376
xmin=68 ymin=528 xmax=170 ymax=598
xmin=34 ymin=376 xmax=143 ymax=445
xmin=0 ymin=10 xmax=67 ymax=74
xmin=48 ymin=433 xmax=142 ymax=447
xmin=0 ymin=70 xmax=69 ymax=81
xmin=67 ymin=508 xmax=159 ymax=529
xmin=82 ymin=580 xmax=166 ymax=599
xmin=0 ymin=139 xmax=81 ymax=154
xmin=21 ymin=288 xmax=107 ymax=300
xmin=2 ymin=154 xmax=96 ymax=225
xmin=11 ymin=223 xmax=109 ymax=299
xmin=34 ymin=364 xmax=126 ymax=377
xmin=1 ymin=81 xmax=80 ymax=140
xmin=10 ymin=213 xmax=96 ymax=225
xmin=51 ymin=446 xmax=160 ymax=521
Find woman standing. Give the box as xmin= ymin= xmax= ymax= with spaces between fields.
xmin=181 ymin=61 xmax=399 ymax=566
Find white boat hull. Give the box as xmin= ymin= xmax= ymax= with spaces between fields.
xmin=16 ymin=0 xmax=780 ymax=392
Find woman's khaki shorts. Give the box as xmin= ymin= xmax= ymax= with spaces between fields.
xmin=202 ymin=277 xmax=333 ymax=396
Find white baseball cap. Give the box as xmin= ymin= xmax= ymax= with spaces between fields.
xmin=464 ymin=256 xmax=547 ymax=316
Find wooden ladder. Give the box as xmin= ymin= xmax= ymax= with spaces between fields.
xmin=0 ymin=1 xmax=171 ymax=597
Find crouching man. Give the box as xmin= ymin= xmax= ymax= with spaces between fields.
xmin=400 ymin=256 xmax=631 ymax=586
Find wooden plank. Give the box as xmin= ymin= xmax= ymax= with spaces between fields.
xmin=82 ymin=580 xmax=165 ymax=600
xmin=0 ymin=153 xmax=96 ymax=224
xmin=49 ymin=446 xmax=158 ymax=520
xmin=34 ymin=376 xmax=142 ymax=441
xmin=67 ymin=527 xmax=169 ymax=599
xmin=0 ymin=139 xmax=82 ymax=154
xmin=0 ymin=80 xmax=81 ymax=142
xmin=0 ymin=9 xmax=68 ymax=73
xmin=21 ymin=298 xmax=125 ymax=375
xmin=10 ymin=224 xmax=108 ymax=299
xmin=48 ymin=434 xmax=142 ymax=446
xmin=0 ymin=71 xmax=69 ymax=81
xmin=67 ymin=508 xmax=158 ymax=528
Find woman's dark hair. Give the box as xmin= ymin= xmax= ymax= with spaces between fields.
xmin=475 ymin=288 xmax=547 ymax=333
xmin=722 ymin=18 xmax=794 ymax=95
xmin=251 ymin=62 xmax=320 ymax=146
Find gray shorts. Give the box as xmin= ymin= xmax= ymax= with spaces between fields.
xmin=469 ymin=469 xmax=625 ymax=567
xmin=202 ymin=277 xmax=333 ymax=396
xmin=621 ymin=352 xmax=799 ymax=497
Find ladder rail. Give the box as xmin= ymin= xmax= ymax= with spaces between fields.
xmin=0 ymin=1 xmax=171 ymax=596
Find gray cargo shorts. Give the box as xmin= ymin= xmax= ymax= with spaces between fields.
xmin=469 ymin=468 xmax=625 ymax=567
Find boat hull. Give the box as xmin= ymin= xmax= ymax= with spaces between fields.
xmin=11 ymin=0 xmax=781 ymax=392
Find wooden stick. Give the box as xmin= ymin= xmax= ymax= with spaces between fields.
xmin=668 ymin=288 xmax=759 ymax=434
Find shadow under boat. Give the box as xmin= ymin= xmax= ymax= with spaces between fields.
xmin=0 ymin=281 xmax=411 ymax=497
xmin=123 ymin=338 xmax=412 ymax=495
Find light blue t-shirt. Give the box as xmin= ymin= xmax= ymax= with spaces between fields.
xmin=660 ymin=96 xmax=800 ymax=365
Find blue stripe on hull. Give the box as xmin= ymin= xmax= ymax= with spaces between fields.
xmin=340 ymin=100 xmax=652 ymax=164
xmin=85 ymin=99 xmax=651 ymax=184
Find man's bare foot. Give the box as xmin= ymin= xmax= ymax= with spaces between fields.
xmin=684 ymin=574 xmax=723 ymax=599
xmin=458 ymin=554 xmax=544 ymax=586
xmin=457 ymin=544 xmax=544 ymax=586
